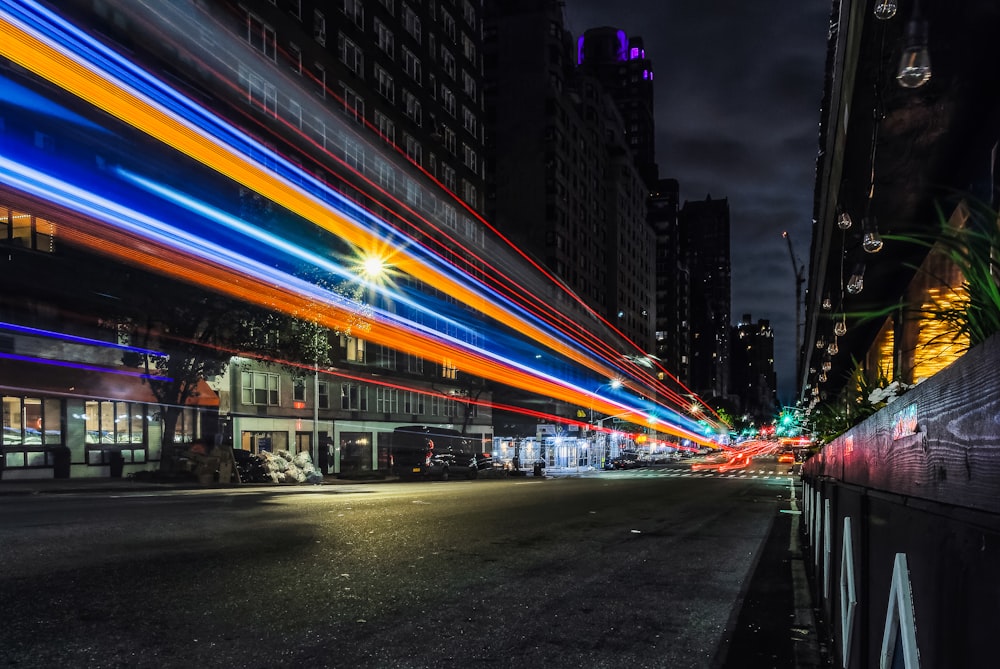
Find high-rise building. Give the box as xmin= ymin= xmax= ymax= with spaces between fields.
xmin=484 ymin=1 xmax=653 ymax=352
xmin=650 ymin=178 xmax=690 ymax=387
xmin=681 ymin=195 xmax=732 ymax=401
xmin=730 ymin=314 xmax=777 ymax=421
xmin=575 ymin=26 xmax=658 ymax=188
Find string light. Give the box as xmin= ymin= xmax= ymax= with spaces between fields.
xmin=847 ymin=264 xmax=866 ymax=294
xmin=874 ymin=0 xmax=897 ymax=20
xmin=897 ymin=0 xmax=932 ymax=88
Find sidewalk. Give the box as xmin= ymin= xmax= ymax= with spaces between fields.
xmin=0 ymin=472 xmax=389 ymax=496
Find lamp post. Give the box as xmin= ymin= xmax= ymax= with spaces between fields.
xmin=589 ymin=379 xmax=623 ymax=468
xmin=593 ymin=410 xmax=633 ymax=466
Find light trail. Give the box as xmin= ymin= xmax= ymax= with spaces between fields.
xmin=0 ymin=1 xmax=724 ymax=443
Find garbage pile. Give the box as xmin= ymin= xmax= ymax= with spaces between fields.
xmin=259 ymin=449 xmax=325 ymax=484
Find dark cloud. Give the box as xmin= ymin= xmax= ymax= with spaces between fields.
xmin=564 ymin=1 xmax=830 ymax=403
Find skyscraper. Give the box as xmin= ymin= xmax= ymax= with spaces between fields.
xmin=681 ymin=195 xmax=732 ymax=401
xmin=485 ymin=1 xmax=653 ymax=352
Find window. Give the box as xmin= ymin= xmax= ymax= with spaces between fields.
xmin=402 ymin=4 xmax=421 ymax=42
xmin=440 ymin=46 xmax=456 ymax=78
xmin=402 ymin=391 xmax=424 ymax=415
xmin=342 ymin=335 xmax=366 ymax=363
xmin=288 ymin=99 xmax=302 ymax=129
xmin=2 ymin=396 xmax=63 ymax=464
xmin=462 ymin=180 xmax=478 ymax=208
xmin=403 ymin=90 xmax=422 ymax=125
xmin=462 ymin=70 xmax=476 ymax=99
xmin=375 ymin=344 xmax=397 ymax=369
xmin=442 ymin=165 xmax=456 ymax=191
xmin=242 ymin=371 xmax=280 ymax=405
xmin=441 ymin=359 xmax=458 ymax=380
xmin=293 ymin=379 xmax=306 ymax=403
xmin=238 ymin=64 xmax=277 ymax=117
xmin=376 ymin=387 xmax=398 ymax=413
xmin=318 ymin=381 xmax=330 ymax=409
xmin=344 ymin=137 xmax=364 ymax=169
xmin=341 ymin=84 xmax=364 ymax=123
xmin=341 ymin=383 xmax=368 ymax=411
xmin=442 ymin=126 xmax=456 ymax=154
xmin=462 ymin=0 xmax=475 ymax=26
xmin=441 ymin=9 xmax=456 ymax=41
xmin=441 ymin=85 xmax=456 ymax=116
xmin=312 ymin=62 xmax=326 ymax=98
xmin=374 ymin=110 xmax=395 ymax=144
xmin=407 ymin=354 xmax=424 ymax=374
xmin=342 ymin=0 xmax=364 ymax=27
xmin=288 ymin=42 xmax=302 ymax=74
xmin=442 ymin=203 xmax=457 ymax=229
xmin=375 ymin=158 xmax=396 ymax=190
xmin=462 ymin=105 xmax=477 ymax=137
xmin=380 ymin=0 xmax=396 ymax=16
xmin=404 ymin=134 xmax=422 ymax=166
xmin=461 ymin=32 xmax=476 ymax=62
xmin=339 ymin=34 xmax=364 ymax=75
xmin=244 ymin=11 xmax=276 ymax=61
xmin=1 ymin=206 xmax=56 ymax=253
xmin=83 ymin=399 xmax=148 ymax=464
xmin=374 ymin=18 xmax=394 ymax=56
xmin=462 ymin=144 xmax=477 ymax=172
xmin=375 ymin=64 xmax=394 ymax=102
xmin=314 ymin=9 xmax=326 ymax=45
xmin=402 ymin=47 xmax=422 ymax=83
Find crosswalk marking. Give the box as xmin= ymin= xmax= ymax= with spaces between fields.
xmin=592 ymin=467 xmax=797 ymax=481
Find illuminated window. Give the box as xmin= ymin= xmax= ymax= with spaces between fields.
xmin=1 ymin=206 xmax=56 ymax=253
xmin=341 ymin=336 xmax=366 ymax=363
xmin=441 ymin=359 xmax=458 ymax=380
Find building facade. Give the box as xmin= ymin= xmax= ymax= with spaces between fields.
xmin=681 ymin=195 xmax=732 ymax=402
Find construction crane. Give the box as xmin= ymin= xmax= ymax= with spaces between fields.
xmin=783 ymin=231 xmax=806 ymax=393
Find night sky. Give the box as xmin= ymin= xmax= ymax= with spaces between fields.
xmin=563 ymin=1 xmax=832 ymax=404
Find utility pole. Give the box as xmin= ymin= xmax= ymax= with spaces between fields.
xmin=783 ymin=231 xmax=806 ymax=396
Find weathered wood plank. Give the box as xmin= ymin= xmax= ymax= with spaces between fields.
xmin=804 ymin=333 xmax=1000 ymax=514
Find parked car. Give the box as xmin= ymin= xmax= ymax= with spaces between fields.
xmin=607 ymin=454 xmax=641 ymax=470
xmin=777 ymin=452 xmax=796 ymax=464
xmin=390 ymin=425 xmax=479 ymax=481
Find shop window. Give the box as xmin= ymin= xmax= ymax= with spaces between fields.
xmin=2 ymin=396 xmax=64 ymax=467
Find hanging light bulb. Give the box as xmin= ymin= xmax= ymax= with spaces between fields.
xmin=816 ymin=335 xmax=826 ymax=349
xmin=822 ymin=294 xmax=833 ymax=310
xmin=874 ymin=0 xmax=897 ymax=20
xmin=834 ymin=319 xmax=848 ymax=337
xmin=846 ymin=264 xmax=866 ymax=294
xmin=827 ymin=339 xmax=839 ymax=356
xmin=818 ymin=372 xmax=828 ymax=383
xmin=862 ymin=216 xmax=884 ymax=253
xmin=897 ymin=2 xmax=932 ymax=88
xmin=822 ymin=354 xmax=832 ymax=373
xmin=837 ymin=210 xmax=853 ymax=230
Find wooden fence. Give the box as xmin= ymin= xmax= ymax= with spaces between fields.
xmin=800 ymin=333 xmax=1000 ymax=668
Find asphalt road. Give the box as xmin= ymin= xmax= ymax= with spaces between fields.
xmin=0 ymin=467 xmax=811 ymax=668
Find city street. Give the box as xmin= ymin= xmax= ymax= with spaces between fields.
xmin=0 ymin=467 xmax=809 ymax=668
